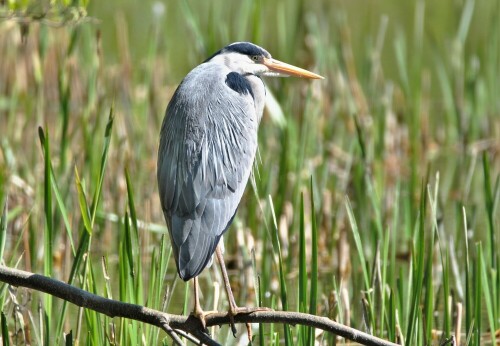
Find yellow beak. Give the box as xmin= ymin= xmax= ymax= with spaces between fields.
xmin=263 ymin=57 xmax=324 ymax=79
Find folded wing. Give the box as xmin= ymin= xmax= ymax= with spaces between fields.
xmin=157 ymin=63 xmax=259 ymax=280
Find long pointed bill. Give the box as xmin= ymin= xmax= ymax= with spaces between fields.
xmin=263 ymin=58 xmax=324 ymax=79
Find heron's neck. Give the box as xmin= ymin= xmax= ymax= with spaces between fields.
xmin=245 ymin=74 xmax=266 ymax=124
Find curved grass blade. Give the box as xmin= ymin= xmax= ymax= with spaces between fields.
xmin=38 ymin=128 xmax=76 ymax=254
xmin=345 ymin=196 xmax=370 ymax=291
xmin=90 ymin=108 xmax=114 ymax=225
xmin=75 ymin=167 xmax=92 ymax=235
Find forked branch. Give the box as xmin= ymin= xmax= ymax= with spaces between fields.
xmin=0 ymin=265 xmax=398 ymax=346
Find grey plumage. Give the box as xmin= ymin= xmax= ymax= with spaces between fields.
xmin=158 ymin=53 xmax=264 ymax=280
xmin=157 ymin=42 xmax=322 ymax=281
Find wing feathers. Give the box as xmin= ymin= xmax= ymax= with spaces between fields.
xmin=158 ymin=62 xmax=262 ymax=281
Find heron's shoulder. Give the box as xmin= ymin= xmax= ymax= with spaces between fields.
xmin=174 ymin=63 xmax=226 ymax=96
xmin=180 ymin=63 xmax=256 ymax=104
xmin=185 ymin=62 xmax=228 ymax=82
xmin=191 ymin=63 xmax=256 ymax=97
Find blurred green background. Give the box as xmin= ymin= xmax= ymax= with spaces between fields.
xmin=88 ymin=1 xmax=497 ymax=82
xmin=0 ymin=0 xmax=499 ymax=345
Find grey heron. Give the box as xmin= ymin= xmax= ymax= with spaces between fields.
xmin=157 ymin=42 xmax=322 ymax=331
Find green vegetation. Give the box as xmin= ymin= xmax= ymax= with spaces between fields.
xmin=0 ymin=0 xmax=499 ymax=344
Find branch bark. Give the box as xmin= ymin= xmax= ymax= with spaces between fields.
xmin=0 ymin=265 xmax=399 ymax=346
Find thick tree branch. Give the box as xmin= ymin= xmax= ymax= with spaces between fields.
xmin=0 ymin=265 xmax=398 ymax=346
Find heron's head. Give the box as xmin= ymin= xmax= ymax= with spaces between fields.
xmin=206 ymin=42 xmax=323 ymax=79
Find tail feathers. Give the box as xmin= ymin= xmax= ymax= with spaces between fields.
xmin=171 ymin=214 xmax=220 ymax=281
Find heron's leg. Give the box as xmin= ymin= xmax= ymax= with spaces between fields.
xmin=192 ymin=276 xmax=207 ymax=329
xmin=215 ymin=244 xmax=253 ymax=338
xmin=215 ymin=244 xmax=274 ymax=339
xmin=215 ymin=245 xmax=239 ymax=312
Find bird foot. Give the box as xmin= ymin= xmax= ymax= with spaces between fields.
xmin=191 ymin=306 xmax=218 ymax=331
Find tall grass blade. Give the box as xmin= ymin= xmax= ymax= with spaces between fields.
xmin=345 ymin=196 xmax=370 ymax=292
xmin=406 ymin=182 xmax=427 ymax=345
xmin=39 ymin=126 xmax=53 ymax=343
xmin=474 ymin=245 xmax=482 ymax=345
xmin=423 ymin=237 xmax=434 ymax=345
xmin=462 ymin=207 xmax=473 ymax=343
xmin=482 ymin=152 xmax=497 ymax=269
xmin=123 ymin=210 xmax=135 ymax=292
xmin=442 ymin=249 xmax=451 ymax=340
xmin=388 ymin=290 xmax=396 ymax=342
xmin=49 ymin=169 xmax=75 ymax=255
xmin=83 ymin=261 xmax=103 ymax=344
xmin=57 ymin=65 xmax=70 ymax=173
xmin=90 ymin=108 xmax=114 ymax=225
xmin=125 ymin=168 xmax=139 ymax=241
xmin=478 ymin=243 xmax=497 ymax=345
xmin=426 ymin=177 xmax=439 ymax=343
xmin=38 ymin=127 xmax=76 ymax=255
xmin=268 ymin=195 xmax=292 ymax=345
xmin=298 ymin=192 xmax=307 ymax=344
xmin=0 ymin=200 xmax=7 ymax=263
xmin=125 ymin=168 xmax=143 ymax=305
xmin=75 ymin=167 xmax=92 ymax=235
xmin=308 ymin=178 xmax=318 ymax=345
xmin=1 ymin=312 xmax=9 ymax=346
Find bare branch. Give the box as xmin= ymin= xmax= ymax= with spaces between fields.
xmin=0 ymin=265 xmax=399 ymax=346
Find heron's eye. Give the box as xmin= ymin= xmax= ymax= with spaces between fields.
xmin=251 ymin=55 xmax=260 ymax=62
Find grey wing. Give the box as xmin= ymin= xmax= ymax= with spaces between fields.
xmin=157 ymin=65 xmax=259 ymax=281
